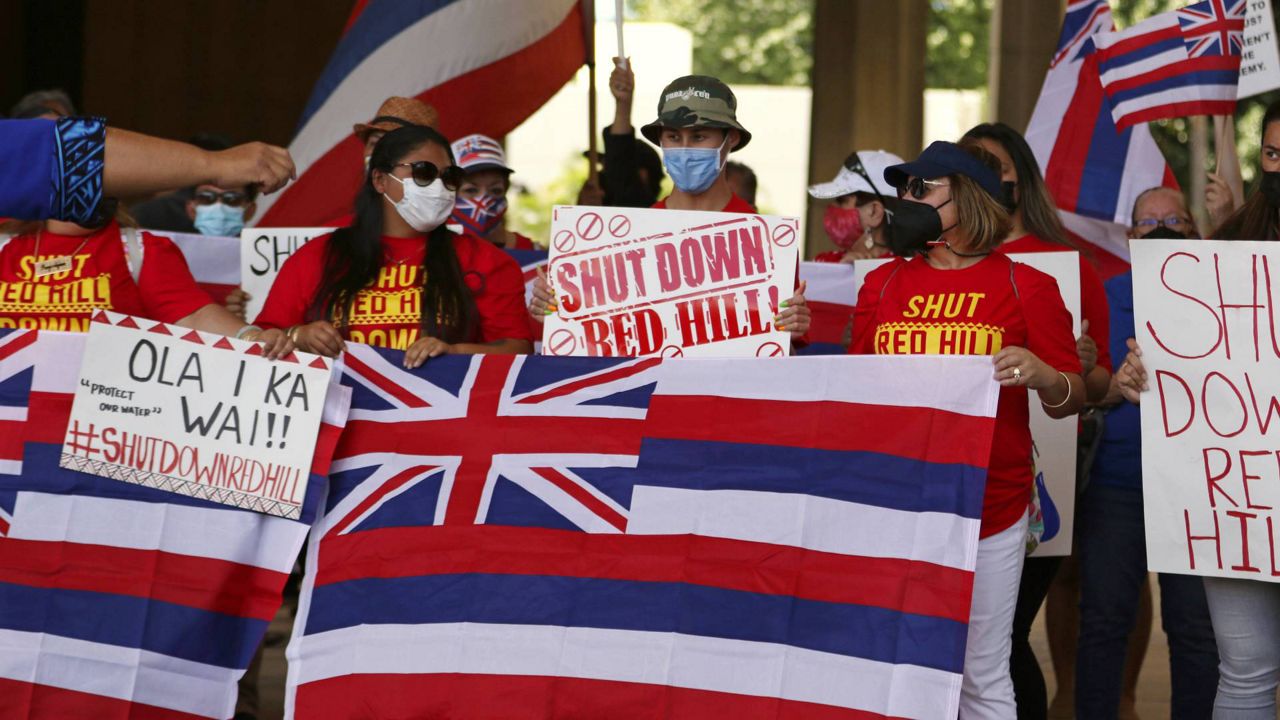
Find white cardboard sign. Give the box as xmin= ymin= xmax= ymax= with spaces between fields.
xmin=59 ymin=311 xmax=334 ymax=520
xmin=240 ymin=227 xmax=334 ymax=322
xmin=542 ymin=206 xmax=800 ymax=358
xmin=1134 ymin=239 xmax=1280 ymax=580
xmin=1240 ymin=0 xmax=1280 ymax=99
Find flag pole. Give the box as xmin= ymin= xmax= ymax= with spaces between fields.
xmin=583 ymin=0 xmax=600 ymax=186
xmin=1213 ymin=114 xmax=1245 ymax=217
xmin=615 ymin=0 xmax=626 ymax=64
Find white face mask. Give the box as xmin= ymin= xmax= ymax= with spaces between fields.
xmin=385 ymin=176 xmax=455 ymax=232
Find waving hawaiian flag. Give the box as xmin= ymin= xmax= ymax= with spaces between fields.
xmin=1026 ymin=0 xmax=1178 ymax=277
xmin=286 ymin=347 xmax=1000 ymax=719
xmin=0 ymin=329 xmax=350 ymax=719
xmin=256 ymin=0 xmax=588 ymax=227
xmin=1094 ymin=0 xmax=1245 ymax=130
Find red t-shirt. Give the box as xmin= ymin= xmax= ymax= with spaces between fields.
xmin=850 ymin=254 xmax=1082 ymax=537
xmin=255 ymin=231 xmax=533 ymax=350
xmin=995 ymin=234 xmax=1111 ymax=370
xmin=652 ymin=193 xmax=757 ymax=213
xmin=0 ymin=221 xmax=211 ymax=332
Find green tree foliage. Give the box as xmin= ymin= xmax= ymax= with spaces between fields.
xmin=628 ymin=0 xmax=813 ymax=86
xmin=926 ymin=0 xmax=991 ymax=89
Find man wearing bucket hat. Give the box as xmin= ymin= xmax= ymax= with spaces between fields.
xmin=639 ymin=75 xmax=755 ymax=213
xmin=530 ymin=74 xmax=811 ymax=342
xmin=809 ymin=149 xmax=903 ymax=263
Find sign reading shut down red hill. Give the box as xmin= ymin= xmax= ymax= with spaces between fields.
xmin=1134 ymin=239 xmax=1280 ymax=581
xmin=542 ymin=206 xmax=800 ymax=358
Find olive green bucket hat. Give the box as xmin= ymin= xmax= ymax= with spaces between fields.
xmin=640 ymin=75 xmax=751 ymax=151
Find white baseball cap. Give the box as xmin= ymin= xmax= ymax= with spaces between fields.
xmin=808 ymin=150 xmax=904 ymax=199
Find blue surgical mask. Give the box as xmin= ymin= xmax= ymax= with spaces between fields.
xmin=194 ymin=203 xmax=246 ymax=237
xmin=663 ymin=136 xmax=729 ymax=194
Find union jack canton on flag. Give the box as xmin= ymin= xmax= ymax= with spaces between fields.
xmin=286 ymin=345 xmax=1001 ymax=720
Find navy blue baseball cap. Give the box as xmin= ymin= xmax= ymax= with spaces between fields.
xmin=884 ymin=141 xmax=1004 ymax=199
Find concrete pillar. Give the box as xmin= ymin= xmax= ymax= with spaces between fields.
xmin=805 ymin=0 xmax=927 ymax=258
xmin=988 ymin=0 xmax=1064 ymax=130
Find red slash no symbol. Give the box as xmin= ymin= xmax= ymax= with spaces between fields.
xmin=547 ymin=329 xmax=578 ymax=356
xmin=576 ymin=212 xmax=604 ymax=242
xmin=756 ymin=342 xmax=785 ymax=357
xmin=661 ymin=345 xmax=685 ymax=358
xmin=771 ymin=223 xmax=797 ymax=248
xmin=553 ymin=230 xmax=576 ymax=253
xmin=608 ymin=214 xmax=632 ymax=237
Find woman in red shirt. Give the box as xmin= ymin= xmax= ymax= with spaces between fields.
xmin=0 ymin=214 xmax=291 ymax=356
xmin=852 ymin=140 xmax=1083 ymax=718
xmin=961 ymin=122 xmax=1115 ymax=719
xmin=255 ymin=125 xmax=533 ymax=366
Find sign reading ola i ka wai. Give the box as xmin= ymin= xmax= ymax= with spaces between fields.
xmin=59 ymin=311 xmax=335 ymax=520
xmin=542 ymin=206 xmax=800 ymax=358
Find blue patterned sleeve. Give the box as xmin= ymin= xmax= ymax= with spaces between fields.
xmin=0 ymin=117 xmax=106 ymax=223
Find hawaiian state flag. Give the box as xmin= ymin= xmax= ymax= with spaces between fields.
xmin=1026 ymin=0 xmax=1179 ymax=277
xmin=0 ymin=329 xmax=350 ymax=719
xmin=285 ymin=347 xmax=1000 ymax=719
xmin=1095 ymin=0 xmax=1244 ymax=129
xmin=796 ymin=262 xmax=858 ymax=355
xmin=256 ymin=0 xmax=588 ymax=227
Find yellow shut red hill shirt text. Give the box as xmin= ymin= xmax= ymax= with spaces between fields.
xmin=255 ymin=232 xmax=532 ymax=350
xmin=851 ymin=254 xmax=1081 ymax=538
xmin=0 ymin=222 xmax=211 ymax=331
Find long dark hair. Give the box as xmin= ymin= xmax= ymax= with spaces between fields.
xmin=1212 ymin=100 xmax=1280 ymax=240
xmin=308 ymin=125 xmax=477 ymax=343
xmin=962 ymin=122 xmax=1076 ymax=249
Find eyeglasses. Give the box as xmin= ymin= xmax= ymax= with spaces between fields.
xmin=390 ymin=161 xmax=465 ymax=191
xmin=1133 ymin=215 xmax=1192 ymax=230
xmin=901 ymin=177 xmax=948 ymax=200
xmin=194 ymin=190 xmax=250 ymax=207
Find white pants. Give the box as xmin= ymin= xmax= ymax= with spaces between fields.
xmin=959 ymin=515 xmax=1028 ymax=720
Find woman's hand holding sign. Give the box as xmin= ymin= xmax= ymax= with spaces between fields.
xmin=248 ymin=327 xmax=294 ymax=361
xmin=775 ymin=280 xmax=810 ymax=341
xmin=1116 ymin=338 xmax=1148 ymax=405
xmin=530 ymin=267 xmax=555 ymax=318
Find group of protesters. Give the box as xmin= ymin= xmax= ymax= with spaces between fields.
xmin=2 ymin=55 xmax=1280 ymax=720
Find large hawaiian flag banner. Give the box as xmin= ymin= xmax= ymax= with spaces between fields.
xmin=285 ymin=347 xmax=1000 ymax=719
xmin=0 ymin=329 xmax=350 ymax=719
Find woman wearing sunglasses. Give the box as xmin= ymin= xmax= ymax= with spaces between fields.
xmin=255 ymin=125 xmax=533 ymax=365
xmin=851 ymin=140 xmax=1084 ymax=719
xmin=959 ymin=121 xmax=1118 ymax=720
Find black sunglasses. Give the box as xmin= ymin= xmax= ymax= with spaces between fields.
xmin=390 ymin=161 xmax=465 ymax=191
xmin=194 ymin=190 xmax=250 ymax=207
xmin=901 ymin=177 xmax=948 ymax=200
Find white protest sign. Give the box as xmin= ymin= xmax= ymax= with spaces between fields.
xmin=240 ymin=228 xmax=334 ymax=322
xmin=542 ymin=206 xmax=800 ymax=358
xmin=1240 ymin=0 xmax=1280 ymax=99
xmin=852 ymin=252 xmax=1082 ymax=556
xmin=59 ymin=311 xmax=335 ymax=520
xmin=1134 ymin=239 xmax=1280 ymax=580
